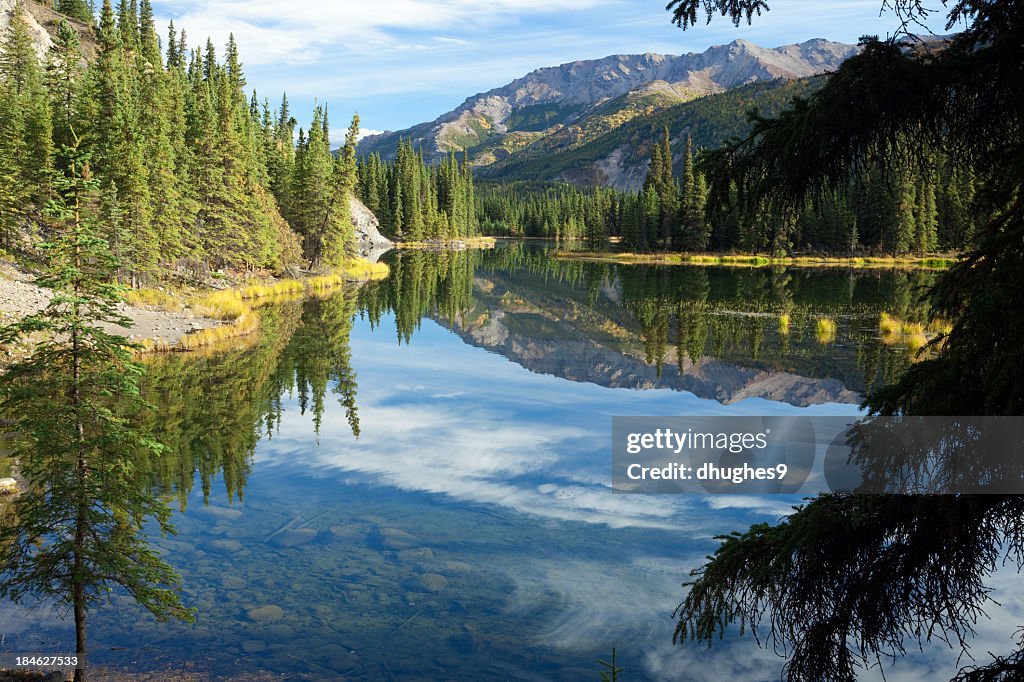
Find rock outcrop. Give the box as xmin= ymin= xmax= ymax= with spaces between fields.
xmin=349 ymin=196 xmax=393 ymax=262
xmin=0 ymin=0 xmax=96 ymax=60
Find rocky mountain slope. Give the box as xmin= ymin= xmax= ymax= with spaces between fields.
xmin=0 ymin=0 xmax=95 ymax=59
xmin=359 ymin=38 xmax=858 ymax=189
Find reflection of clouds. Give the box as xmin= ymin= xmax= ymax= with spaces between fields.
xmin=505 ymin=556 xmax=684 ymax=649
xmin=703 ymin=494 xmax=798 ymax=518
xmin=502 ymin=554 xmax=790 ymax=679
xmin=260 ymin=399 xmax=687 ymax=529
xmin=254 ymin=315 xmax=867 ymax=530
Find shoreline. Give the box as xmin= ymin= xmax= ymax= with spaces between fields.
xmin=552 ymin=250 xmax=958 ymax=269
xmin=393 ymin=236 xmax=497 ymax=250
xmin=0 ymin=259 xmax=389 ymax=360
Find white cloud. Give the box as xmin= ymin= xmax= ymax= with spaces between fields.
xmin=157 ymin=0 xmax=615 ymax=66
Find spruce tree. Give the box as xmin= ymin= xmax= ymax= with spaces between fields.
xmin=0 ymin=137 xmax=194 ymax=682
xmin=56 ymin=0 xmax=95 ymax=24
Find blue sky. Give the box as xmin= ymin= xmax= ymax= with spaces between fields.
xmin=151 ymin=1 xmax=955 ymax=142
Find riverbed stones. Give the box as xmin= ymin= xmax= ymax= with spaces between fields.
xmin=264 ymin=623 xmax=296 ymax=639
xmin=0 ymin=477 xmax=18 ymax=494
xmin=323 ymin=525 xmax=364 ymax=543
xmin=246 ymin=604 xmax=285 ymax=623
xmin=271 ymin=527 xmax=316 ymax=548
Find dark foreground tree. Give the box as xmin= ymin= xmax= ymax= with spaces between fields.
xmin=0 ymin=139 xmax=194 ymax=682
xmin=665 ymin=1 xmax=1024 ymax=680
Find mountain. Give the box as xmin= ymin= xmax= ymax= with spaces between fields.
xmin=358 ymin=38 xmax=859 ymax=189
xmin=479 ymin=76 xmax=823 ymax=191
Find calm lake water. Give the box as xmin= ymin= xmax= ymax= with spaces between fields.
xmin=3 ymin=244 xmax=1016 ymax=680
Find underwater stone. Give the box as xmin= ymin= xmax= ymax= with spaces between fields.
xmin=374 ymin=527 xmax=420 ymax=550
xmin=397 ymin=547 xmax=435 ymax=562
xmin=271 ymin=527 xmax=316 ymax=548
xmin=222 ymin=575 xmax=247 ymax=590
xmin=413 ymin=573 xmax=450 ymax=589
xmin=208 ymin=539 xmax=243 ymax=553
xmin=242 ymin=640 xmax=266 ymax=653
xmin=324 ymin=525 xmax=365 ymax=543
xmin=195 ymin=505 xmax=242 ymax=521
xmin=247 ymin=604 xmax=285 ymax=623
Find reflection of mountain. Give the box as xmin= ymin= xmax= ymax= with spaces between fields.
xmin=367 ymin=247 xmax=933 ymax=408
xmin=451 ymin=306 xmax=859 ymax=407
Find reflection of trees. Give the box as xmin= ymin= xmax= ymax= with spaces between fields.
xmin=273 ymin=292 xmax=361 ymax=438
xmin=138 ymin=304 xmax=303 ymax=509
xmin=138 ymin=287 xmax=365 ymax=511
xmin=361 ymin=250 xmax=479 ymax=343
xmin=610 ymin=265 xmax=938 ymax=390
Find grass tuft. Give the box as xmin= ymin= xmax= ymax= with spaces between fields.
xmin=816 ymin=317 xmax=837 ymax=344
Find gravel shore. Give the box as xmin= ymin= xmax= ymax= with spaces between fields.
xmin=0 ymin=261 xmax=220 ymax=346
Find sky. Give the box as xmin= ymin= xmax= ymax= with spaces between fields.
xmin=150 ymin=1 xmax=956 ymax=143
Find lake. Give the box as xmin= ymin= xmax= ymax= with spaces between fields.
xmin=5 ymin=244 xmax=1009 ymax=681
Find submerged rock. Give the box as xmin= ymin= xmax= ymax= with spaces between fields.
xmin=373 ymin=527 xmax=420 ymax=550
xmin=221 ymin=575 xmax=247 ymax=590
xmin=271 ymin=527 xmax=316 ymax=548
xmin=195 ymin=505 xmax=242 ymax=521
xmin=242 ymin=640 xmax=266 ymax=654
xmin=406 ymin=573 xmax=449 ymax=593
xmin=246 ymin=604 xmax=285 ymax=623
xmin=396 ymin=547 xmax=435 ymax=562
xmin=208 ymin=539 xmax=243 ymax=553
xmin=323 ymin=525 xmax=365 ymax=544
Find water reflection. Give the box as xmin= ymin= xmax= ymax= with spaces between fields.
xmin=361 ymin=244 xmax=939 ymax=405
xmin=2 ymin=245 xmax=969 ymax=681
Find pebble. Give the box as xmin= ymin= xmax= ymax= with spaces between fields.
xmin=407 ymin=573 xmax=448 ymax=593
xmin=222 ymin=575 xmax=247 ymax=589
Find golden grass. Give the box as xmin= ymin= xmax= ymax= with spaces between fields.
xmin=396 ymin=236 xmax=497 ymax=250
xmin=178 ymin=311 xmax=259 ymax=351
xmin=554 ymin=250 xmax=957 ymax=270
xmin=879 ymin=312 xmax=951 ymax=355
xmin=779 ymin=313 xmax=790 ymax=335
xmin=134 ymin=259 xmax=388 ymax=355
xmin=816 ymin=317 xmax=837 ymax=344
xmin=125 ymin=288 xmax=180 ymax=309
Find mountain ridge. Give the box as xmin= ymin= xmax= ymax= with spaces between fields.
xmin=358 ymin=37 xmax=859 ymax=183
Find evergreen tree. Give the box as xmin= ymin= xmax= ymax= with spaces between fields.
xmin=678 ymin=134 xmax=708 ymax=250
xmin=0 ymin=137 xmax=194 ymax=682
xmin=56 ymin=0 xmax=94 ymax=24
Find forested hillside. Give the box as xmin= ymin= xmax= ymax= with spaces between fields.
xmin=475 ymin=126 xmax=982 ymax=255
xmin=0 ymin=0 xmax=361 ymax=283
xmin=357 ymin=141 xmax=479 ymax=241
